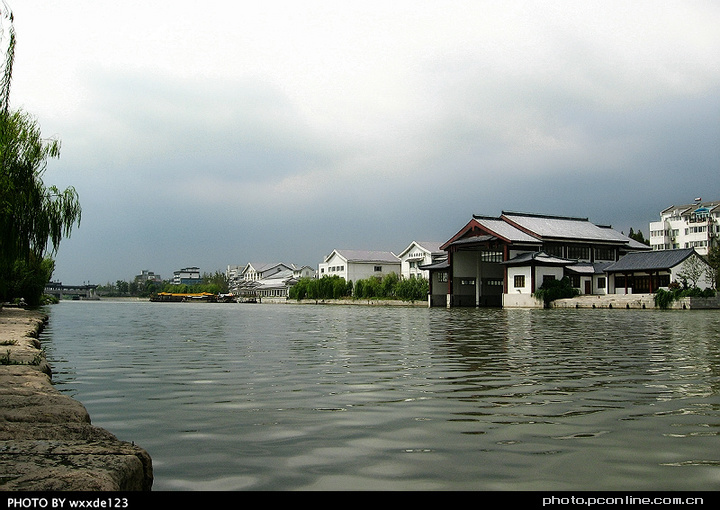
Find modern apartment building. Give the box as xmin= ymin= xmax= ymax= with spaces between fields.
xmin=649 ymin=200 xmax=720 ymax=256
xmin=172 ymin=266 xmax=201 ymax=285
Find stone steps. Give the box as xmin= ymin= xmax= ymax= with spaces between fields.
xmin=551 ymin=294 xmax=657 ymax=309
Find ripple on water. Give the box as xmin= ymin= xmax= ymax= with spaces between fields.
xmin=41 ymin=302 xmax=720 ymax=491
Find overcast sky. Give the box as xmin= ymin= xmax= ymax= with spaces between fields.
xmin=7 ymin=1 xmax=720 ymax=285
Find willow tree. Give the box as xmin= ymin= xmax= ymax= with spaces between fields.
xmin=1 ymin=3 xmax=81 ymax=304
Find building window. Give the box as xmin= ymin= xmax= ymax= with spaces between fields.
xmin=374 ymin=266 xmax=382 ymax=272
xmin=438 ymin=272 xmax=448 ymax=283
xmin=597 ymin=277 xmax=606 ymax=288
xmin=480 ymin=251 xmax=503 ymax=262
xmin=545 ymin=244 xmax=564 ymax=257
xmin=567 ymin=246 xmax=591 ymax=260
xmin=514 ymin=275 xmax=525 ymax=288
xmin=594 ymin=247 xmax=615 ymax=261
xmin=461 ymin=279 xmax=475 ymax=285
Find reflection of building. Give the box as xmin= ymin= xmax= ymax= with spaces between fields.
xmin=173 ymin=266 xmax=201 ymax=285
xmin=426 ymin=211 xmax=650 ymax=308
xmin=649 ymin=199 xmax=720 ymax=256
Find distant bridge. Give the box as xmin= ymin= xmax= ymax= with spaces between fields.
xmin=44 ymin=282 xmax=99 ymax=300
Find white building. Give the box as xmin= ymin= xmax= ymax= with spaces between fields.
xmin=172 ymin=267 xmax=201 ymax=285
xmin=649 ymin=199 xmax=720 ymax=256
xmin=604 ymin=248 xmax=714 ymax=293
xmin=397 ymin=241 xmax=445 ymax=280
xmin=239 ymin=262 xmax=293 ymax=281
xmin=318 ymin=250 xmax=400 ymax=283
xmin=228 ymin=262 xmax=316 ymax=301
xmin=253 ymin=268 xmax=297 ymax=300
xmin=134 ymin=269 xmax=162 ymax=284
xmin=431 ymin=211 xmax=650 ymax=308
xmin=292 ymin=265 xmax=316 ymax=279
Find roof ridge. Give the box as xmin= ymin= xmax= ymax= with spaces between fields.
xmin=501 ymin=210 xmax=589 ymax=222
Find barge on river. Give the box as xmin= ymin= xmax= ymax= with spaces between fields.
xmin=150 ymin=292 xmax=236 ymax=303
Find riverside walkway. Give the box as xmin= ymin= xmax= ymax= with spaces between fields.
xmin=0 ymin=306 xmax=152 ymax=491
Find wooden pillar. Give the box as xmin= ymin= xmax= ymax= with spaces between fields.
xmin=447 ymin=248 xmax=454 ymax=308
xmin=502 ymin=245 xmax=509 ymax=294
xmin=531 ymin=264 xmax=536 ymax=294
xmin=624 ymin=272 xmax=629 ymax=294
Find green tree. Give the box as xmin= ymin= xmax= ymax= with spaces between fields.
xmin=380 ymin=272 xmax=399 ymax=298
xmin=395 ymin=276 xmax=429 ymax=301
xmin=203 ymin=271 xmax=230 ymax=294
xmin=628 ymin=228 xmax=650 ymax=246
xmin=115 ymin=280 xmax=129 ymax=295
xmin=707 ymin=244 xmax=719 ymax=289
xmin=533 ymin=277 xmax=580 ymax=308
xmin=6 ymin=255 xmax=55 ymax=307
xmin=0 ymin=5 xmax=81 ymax=304
xmin=289 ymin=276 xmax=349 ymax=301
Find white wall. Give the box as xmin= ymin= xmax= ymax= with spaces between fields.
xmin=670 ymin=254 xmax=714 ymax=289
xmin=347 ymin=261 xmax=401 ymax=283
xmin=507 ymin=266 xmax=532 ymax=294
xmin=400 ymin=251 xmax=432 ymax=279
xmin=319 ymin=252 xmax=401 ymax=283
xmin=318 ymin=252 xmax=347 ymax=280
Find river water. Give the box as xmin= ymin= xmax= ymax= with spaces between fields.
xmin=38 ymin=300 xmax=720 ymax=491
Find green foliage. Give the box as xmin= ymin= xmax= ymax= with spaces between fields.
xmin=394 ymin=276 xmax=429 ymax=301
xmin=353 ymin=273 xmax=428 ymax=301
xmin=627 ymin=227 xmax=650 ymax=246
xmin=159 ymin=282 xmax=225 ymax=295
xmin=707 ymin=244 xmax=720 ymax=289
xmin=4 ymin=255 xmax=55 ymax=306
xmin=289 ymin=275 xmax=351 ymax=300
xmin=0 ymin=7 xmax=81 ymax=304
xmin=1 ymin=108 xmax=80 ymax=265
xmin=654 ymin=288 xmax=675 ymax=309
xmin=654 ymin=286 xmax=716 ymax=309
xmin=289 ymin=273 xmax=428 ymax=302
xmin=203 ymin=271 xmax=230 ymax=294
xmin=533 ymin=277 xmax=580 ymax=307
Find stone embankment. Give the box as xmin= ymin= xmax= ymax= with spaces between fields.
xmin=0 ymin=307 xmax=153 ymax=491
xmin=550 ymin=293 xmax=720 ymax=309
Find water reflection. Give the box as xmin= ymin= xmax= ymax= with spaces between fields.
xmin=40 ymin=302 xmax=720 ymax=491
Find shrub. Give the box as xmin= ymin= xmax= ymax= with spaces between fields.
xmin=289 ymin=276 xmax=350 ymax=301
xmin=655 ymin=286 xmax=716 ymax=309
xmin=533 ymin=277 xmax=580 ymax=308
xmin=395 ymin=277 xmax=429 ymax=302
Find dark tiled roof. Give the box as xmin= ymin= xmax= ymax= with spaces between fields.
xmin=419 ymin=259 xmax=449 ymax=270
xmin=501 ymin=251 xmax=573 ymax=266
xmin=565 ymin=262 xmax=614 ymax=275
xmin=501 ymin=212 xmax=631 ymax=243
xmin=605 ymin=248 xmax=697 ymax=272
xmin=445 ymin=234 xmax=497 ymax=247
xmin=329 ymin=250 xmax=400 ymax=263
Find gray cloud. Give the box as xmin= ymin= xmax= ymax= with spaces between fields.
xmin=8 ymin=1 xmax=720 ymax=284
